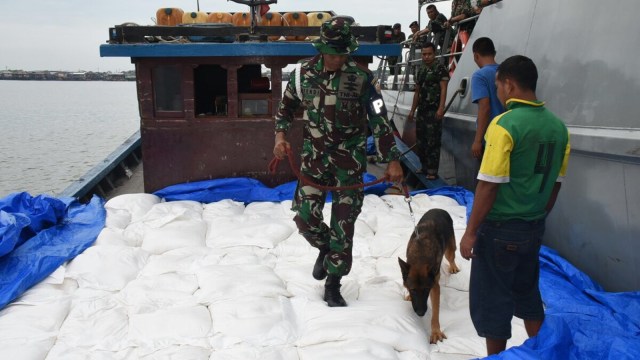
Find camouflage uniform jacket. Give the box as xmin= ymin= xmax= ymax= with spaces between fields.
xmin=415 ymin=61 xmax=450 ymax=112
xmin=275 ymin=54 xmax=400 ymax=177
xmin=451 ymin=0 xmax=478 ymax=31
xmin=427 ymin=13 xmax=448 ymax=36
xmin=427 ymin=13 xmax=449 ymax=47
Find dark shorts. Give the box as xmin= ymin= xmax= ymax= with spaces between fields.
xmin=469 ymin=218 xmax=545 ymax=340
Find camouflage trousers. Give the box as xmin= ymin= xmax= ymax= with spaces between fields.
xmin=415 ymin=110 xmax=442 ymax=176
xmin=292 ymin=171 xmax=364 ymax=277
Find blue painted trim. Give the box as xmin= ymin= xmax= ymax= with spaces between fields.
xmin=100 ymin=43 xmax=401 ymax=58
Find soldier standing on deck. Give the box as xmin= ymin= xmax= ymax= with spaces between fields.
xmin=273 ymin=18 xmax=404 ymax=307
xmin=407 ymin=42 xmax=450 ymax=180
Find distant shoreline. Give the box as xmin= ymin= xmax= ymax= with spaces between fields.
xmin=0 ymin=70 xmax=135 ymax=81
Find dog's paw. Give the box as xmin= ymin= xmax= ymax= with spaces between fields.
xmin=449 ymin=262 xmax=460 ymax=274
xmin=430 ymin=329 xmax=447 ymax=344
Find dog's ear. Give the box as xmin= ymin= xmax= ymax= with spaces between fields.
xmin=398 ymin=257 xmax=410 ymax=282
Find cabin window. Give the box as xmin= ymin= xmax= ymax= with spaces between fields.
xmin=239 ymin=93 xmax=270 ymax=116
xmin=153 ymin=65 xmax=183 ymax=113
xmin=194 ymin=65 xmax=228 ymax=117
xmin=238 ymin=64 xmax=271 ymax=117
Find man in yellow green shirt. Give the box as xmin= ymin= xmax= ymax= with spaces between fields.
xmin=459 ymin=55 xmax=570 ymax=355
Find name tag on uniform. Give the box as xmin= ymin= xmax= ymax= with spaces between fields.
xmin=338 ymin=91 xmax=359 ymax=100
xmin=302 ymin=88 xmax=321 ymax=96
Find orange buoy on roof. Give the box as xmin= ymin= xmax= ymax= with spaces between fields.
xmin=207 ymin=12 xmax=232 ymax=23
xmin=283 ymin=12 xmax=308 ymax=41
xmin=156 ymin=8 xmax=184 ymax=26
xmin=307 ymin=12 xmax=331 ymax=40
xmin=182 ymin=11 xmax=208 ymax=24
xmin=261 ymin=12 xmax=283 ymax=41
xmin=232 ymin=12 xmax=251 ymax=27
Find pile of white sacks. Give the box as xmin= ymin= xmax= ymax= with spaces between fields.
xmin=0 ymin=193 xmax=529 ymax=359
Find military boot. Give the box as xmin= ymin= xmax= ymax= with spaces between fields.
xmin=312 ymin=247 xmax=329 ymax=280
xmin=323 ymin=275 xmax=347 ymax=307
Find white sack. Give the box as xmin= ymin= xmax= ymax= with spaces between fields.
xmin=104 ymin=193 xmax=162 ymax=224
xmin=0 ymin=287 xmax=72 ymax=360
xmin=243 ymin=201 xmax=292 ymax=219
xmin=195 ymin=264 xmax=290 ymax=304
xmin=141 ymin=218 xmax=207 ymax=254
xmin=206 ymin=216 xmax=294 ymax=249
xmin=202 ymin=199 xmax=245 ymax=219
xmin=56 ymin=290 xmax=130 ymax=351
xmin=45 ymin=343 xmax=137 ymax=360
xmin=118 ymin=273 xmax=200 ymax=313
xmin=293 ymin=298 xmax=429 ymax=354
xmin=140 ymin=201 xmax=207 ymax=254
xmin=129 ymin=305 xmax=212 ymax=350
xmin=138 ymin=345 xmax=211 ymax=360
xmin=141 ymin=201 xmax=204 ymax=226
xmin=65 ymin=245 xmax=149 ymax=291
xmin=297 ymin=338 xmax=407 ymax=360
xmin=207 ymin=296 xmax=296 ymax=348
xmin=208 ymin=346 xmax=299 ymax=360
xmin=140 ymin=246 xmax=218 ymax=277
xmin=95 ymin=227 xmax=139 ymax=247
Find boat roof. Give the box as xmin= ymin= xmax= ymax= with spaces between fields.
xmin=100 ymin=23 xmax=402 ymax=59
xmin=100 ymin=42 xmax=401 ymax=58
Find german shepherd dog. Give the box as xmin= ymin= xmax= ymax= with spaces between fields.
xmin=399 ymin=208 xmax=460 ymax=343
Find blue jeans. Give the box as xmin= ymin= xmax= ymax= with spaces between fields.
xmin=469 ymin=218 xmax=546 ymax=339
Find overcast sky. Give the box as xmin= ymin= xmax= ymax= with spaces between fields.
xmin=2 ymin=0 xmax=452 ymax=72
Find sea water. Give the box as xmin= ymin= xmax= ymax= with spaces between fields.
xmin=0 ymin=81 xmax=139 ymax=196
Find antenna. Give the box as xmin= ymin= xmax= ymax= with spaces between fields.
xmin=196 ymin=0 xmax=200 ymax=11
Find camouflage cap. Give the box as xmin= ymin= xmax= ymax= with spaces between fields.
xmin=312 ymin=17 xmax=359 ymax=55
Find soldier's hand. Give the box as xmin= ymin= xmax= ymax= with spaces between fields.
xmin=274 ymin=133 xmax=291 ymax=160
xmin=408 ymin=112 xmax=415 ymax=123
xmin=384 ymin=160 xmax=404 ymax=183
xmin=436 ymin=107 xmax=444 ymax=120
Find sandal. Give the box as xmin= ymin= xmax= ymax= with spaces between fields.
xmin=426 ymin=174 xmax=439 ymax=180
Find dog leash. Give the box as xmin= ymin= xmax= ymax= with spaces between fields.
xmin=404 ymin=186 xmax=419 ymax=236
xmin=269 ymin=148 xmax=418 ymax=232
xmin=394 ymin=183 xmax=418 ymax=237
xmin=269 ymin=147 xmax=394 ymax=191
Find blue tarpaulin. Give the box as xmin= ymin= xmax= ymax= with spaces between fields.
xmin=0 ymin=193 xmax=105 ymax=309
xmin=486 ymin=246 xmax=640 ymax=360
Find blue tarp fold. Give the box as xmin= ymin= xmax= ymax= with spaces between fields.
xmin=0 ymin=193 xmax=105 ymax=309
xmin=154 ymin=173 xmax=393 ymax=203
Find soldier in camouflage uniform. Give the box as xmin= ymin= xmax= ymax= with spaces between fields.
xmin=413 ymin=5 xmax=450 ymax=51
xmin=273 ymin=18 xmax=403 ymax=307
xmin=448 ymin=0 xmax=479 ymax=33
xmin=407 ymin=42 xmax=450 ymax=179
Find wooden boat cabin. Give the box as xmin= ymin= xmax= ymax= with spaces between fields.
xmin=100 ymin=8 xmax=401 ymax=192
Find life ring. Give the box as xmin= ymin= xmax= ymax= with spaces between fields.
xmin=448 ymin=29 xmax=470 ymax=77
